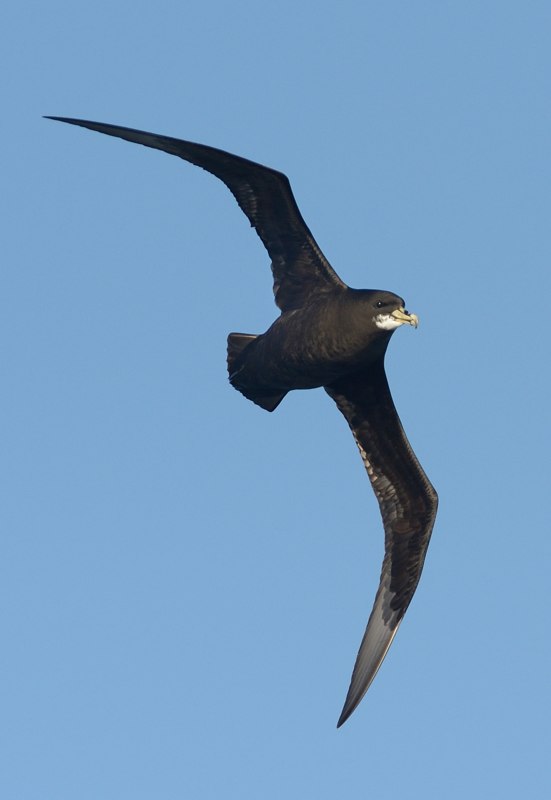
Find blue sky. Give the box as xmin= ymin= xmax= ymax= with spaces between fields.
xmin=3 ymin=1 xmax=550 ymax=797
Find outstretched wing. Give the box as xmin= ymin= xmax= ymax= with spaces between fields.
xmin=45 ymin=117 xmax=347 ymax=311
xmin=325 ymin=359 xmax=438 ymax=727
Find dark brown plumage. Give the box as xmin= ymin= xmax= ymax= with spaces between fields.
xmin=46 ymin=116 xmax=438 ymax=727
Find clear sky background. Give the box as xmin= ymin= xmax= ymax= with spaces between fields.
xmin=3 ymin=2 xmax=550 ymax=798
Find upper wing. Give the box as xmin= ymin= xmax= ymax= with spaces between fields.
xmin=325 ymin=359 xmax=438 ymax=727
xmin=45 ymin=117 xmax=347 ymax=311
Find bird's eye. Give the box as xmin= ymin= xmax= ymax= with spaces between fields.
xmin=376 ymin=300 xmax=385 ymax=308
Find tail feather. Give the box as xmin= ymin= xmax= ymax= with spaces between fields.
xmin=226 ymin=332 xmax=257 ymax=377
xmin=227 ymin=332 xmax=287 ymax=412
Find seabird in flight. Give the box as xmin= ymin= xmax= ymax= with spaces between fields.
xmin=46 ymin=116 xmax=438 ymax=727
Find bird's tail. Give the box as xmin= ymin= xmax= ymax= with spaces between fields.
xmin=227 ymin=332 xmax=287 ymax=412
xmin=227 ymin=332 xmax=257 ymax=376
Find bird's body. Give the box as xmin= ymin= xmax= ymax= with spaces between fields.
xmin=229 ymin=289 xmax=400 ymax=409
xmin=46 ymin=116 xmax=438 ymax=727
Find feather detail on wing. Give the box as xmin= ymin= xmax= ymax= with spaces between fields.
xmin=45 ymin=117 xmax=347 ymax=311
xmin=325 ymin=359 xmax=438 ymax=727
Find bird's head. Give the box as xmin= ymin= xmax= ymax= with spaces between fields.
xmin=368 ymin=290 xmax=419 ymax=331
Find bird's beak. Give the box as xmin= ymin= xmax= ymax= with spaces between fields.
xmin=391 ymin=307 xmax=419 ymax=328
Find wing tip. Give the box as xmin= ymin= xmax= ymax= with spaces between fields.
xmin=335 ymin=686 xmax=367 ymax=729
xmin=336 ymin=706 xmax=352 ymax=729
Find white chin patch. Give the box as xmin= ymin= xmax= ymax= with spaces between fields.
xmin=375 ymin=313 xmax=404 ymax=331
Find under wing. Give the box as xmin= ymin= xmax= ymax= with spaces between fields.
xmin=46 ymin=117 xmax=347 ymax=311
xmin=325 ymin=359 xmax=438 ymax=726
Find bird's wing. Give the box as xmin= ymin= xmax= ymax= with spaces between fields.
xmin=325 ymin=359 xmax=438 ymax=727
xmin=46 ymin=117 xmax=347 ymax=311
